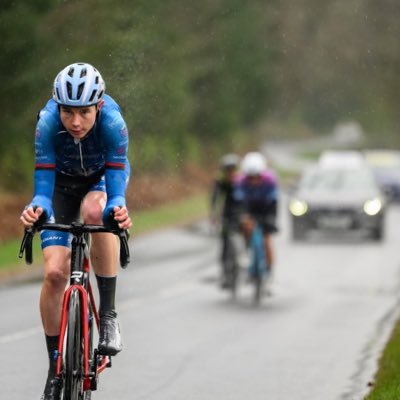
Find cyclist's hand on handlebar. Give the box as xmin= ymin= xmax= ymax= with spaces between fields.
xmin=113 ymin=206 xmax=132 ymax=230
xmin=20 ymin=206 xmax=44 ymax=228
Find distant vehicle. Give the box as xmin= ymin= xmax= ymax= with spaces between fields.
xmin=364 ymin=150 xmax=400 ymax=202
xmin=318 ymin=150 xmax=365 ymax=169
xmin=289 ymin=162 xmax=386 ymax=241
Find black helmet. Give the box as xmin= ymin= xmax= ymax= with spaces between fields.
xmin=219 ymin=154 xmax=240 ymax=170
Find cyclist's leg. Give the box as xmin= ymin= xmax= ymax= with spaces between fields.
xmin=81 ymin=188 xmax=122 ymax=355
xmin=219 ymin=219 xmax=231 ymax=287
xmin=263 ymin=233 xmax=274 ymax=270
xmin=262 ymin=202 xmax=278 ymax=271
xmin=40 ymin=246 xmax=71 ymax=335
xmin=239 ymin=214 xmax=258 ymax=278
xmin=40 ymin=245 xmax=70 ymax=399
xmin=240 ymin=213 xmax=255 ymax=241
xmin=258 ymin=213 xmax=277 ymax=272
xmin=40 ymin=176 xmax=82 ymax=399
xmin=81 ymin=190 xmax=118 ymax=278
xmin=221 ymin=225 xmax=228 ymax=265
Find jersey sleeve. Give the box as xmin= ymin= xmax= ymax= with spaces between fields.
xmin=210 ymin=180 xmax=221 ymax=214
xmin=101 ymin=108 xmax=130 ymax=220
xmin=263 ymin=171 xmax=279 ymax=203
xmin=30 ymin=108 xmax=57 ymax=218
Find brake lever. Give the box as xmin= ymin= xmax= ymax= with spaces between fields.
xmin=19 ymin=206 xmax=47 ymax=265
xmin=19 ymin=228 xmax=34 ymax=265
xmin=118 ymin=230 xmax=130 ymax=268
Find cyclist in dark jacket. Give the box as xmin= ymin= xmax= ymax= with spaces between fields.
xmin=20 ymin=63 xmax=132 ymax=400
xmin=210 ymin=154 xmax=242 ymax=287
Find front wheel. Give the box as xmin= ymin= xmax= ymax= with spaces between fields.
xmin=224 ymin=236 xmax=239 ymax=297
xmin=253 ymin=273 xmax=263 ymax=305
xmin=250 ymin=232 xmax=267 ymax=306
xmin=63 ymin=289 xmax=83 ymax=400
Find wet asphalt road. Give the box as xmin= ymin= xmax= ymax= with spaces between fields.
xmin=1 ymin=203 xmax=400 ymax=400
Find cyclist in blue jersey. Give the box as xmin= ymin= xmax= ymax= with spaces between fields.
xmin=20 ymin=63 xmax=132 ymax=400
xmin=235 ymin=152 xmax=278 ymax=274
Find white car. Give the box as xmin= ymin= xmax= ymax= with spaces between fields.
xmin=289 ymin=162 xmax=386 ymax=241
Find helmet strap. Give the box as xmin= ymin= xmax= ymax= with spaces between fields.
xmin=97 ymin=99 xmax=105 ymax=111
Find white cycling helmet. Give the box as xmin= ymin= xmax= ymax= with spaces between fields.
xmin=241 ymin=152 xmax=267 ymax=176
xmin=53 ymin=62 xmax=105 ymax=107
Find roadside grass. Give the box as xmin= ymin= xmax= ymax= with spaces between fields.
xmin=365 ymin=320 xmax=400 ymax=399
xmin=299 ymin=149 xmax=321 ymax=161
xmin=0 ymin=237 xmax=42 ymax=271
xmin=276 ymin=167 xmax=300 ymax=184
xmin=0 ymin=193 xmax=208 ymax=273
xmin=134 ymin=192 xmax=208 ymax=234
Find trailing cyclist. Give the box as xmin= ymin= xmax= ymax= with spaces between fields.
xmin=235 ymin=152 xmax=279 ymax=277
xmin=210 ymin=154 xmax=242 ymax=288
xmin=19 ymin=63 xmax=132 ymax=400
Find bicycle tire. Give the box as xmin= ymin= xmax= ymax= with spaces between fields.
xmin=225 ymin=236 xmax=239 ymax=296
xmin=63 ymin=289 xmax=83 ymax=400
xmin=81 ymin=268 xmax=94 ymax=398
xmin=84 ymin=298 xmax=94 ymax=398
xmin=254 ymin=273 xmax=262 ymax=305
xmin=250 ymin=227 xmax=266 ymax=305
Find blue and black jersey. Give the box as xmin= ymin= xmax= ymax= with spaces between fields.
xmin=31 ymin=94 xmax=130 ymax=219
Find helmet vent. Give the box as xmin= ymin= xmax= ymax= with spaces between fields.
xmin=80 ymin=68 xmax=87 ymax=78
xmin=89 ymin=90 xmax=97 ymax=103
xmin=77 ymin=83 xmax=85 ymax=99
xmin=56 ymin=88 xmax=61 ymax=100
xmin=67 ymin=67 xmax=74 ymax=78
xmin=95 ymin=76 xmax=99 ymax=84
xmin=98 ymin=90 xmax=104 ymax=99
xmin=66 ymin=82 xmax=73 ymax=99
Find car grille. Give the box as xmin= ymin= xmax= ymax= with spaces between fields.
xmin=308 ymin=206 xmax=358 ymax=229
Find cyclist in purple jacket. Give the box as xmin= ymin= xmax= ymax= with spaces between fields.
xmin=235 ymin=152 xmax=278 ymax=273
xmin=20 ymin=63 xmax=132 ymax=400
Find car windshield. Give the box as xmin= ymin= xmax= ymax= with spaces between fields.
xmin=301 ymin=168 xmax=376 ymax=192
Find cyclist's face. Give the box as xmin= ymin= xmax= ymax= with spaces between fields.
xmin=224 ymin=168 xmax=237 ymax=182
xmin=247 ymin=175 xmax=262 ymax=186
xmin=59 ymin=105 xmax=98 ymax=139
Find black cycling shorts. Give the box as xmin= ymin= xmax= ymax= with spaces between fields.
xmin=252 ymin=214 xmax=278 ymax=235
xmin=40 ymin=171 xmax=105 ymax=248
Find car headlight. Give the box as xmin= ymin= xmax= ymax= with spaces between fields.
xmin=363 ymin=198 xmax=382 ymax=216
xmin=289 ymin=199 xmax=308 ymax=216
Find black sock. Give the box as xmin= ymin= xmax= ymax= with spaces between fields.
xmin=45 ymin=334 xmax=59 ymax=378
xmin=96 ymin=275 xmax=117 ymax=318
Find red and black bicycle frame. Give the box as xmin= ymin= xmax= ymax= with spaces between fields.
xmin=55 ymin=237 xmax=109 ymax=392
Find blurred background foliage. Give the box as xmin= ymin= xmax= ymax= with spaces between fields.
xmin=1 ymin=0 xmax=400 ymax=191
